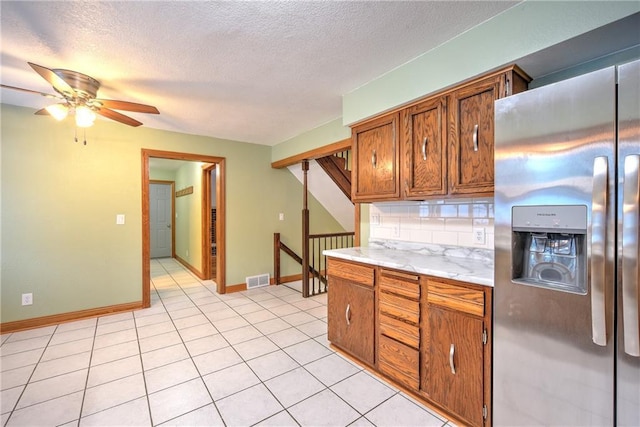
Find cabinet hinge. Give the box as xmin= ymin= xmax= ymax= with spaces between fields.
xmin=482 ymin=329 xmax=488 ymax=345
xmin=483 ymin=404 xmax=488 ymax=420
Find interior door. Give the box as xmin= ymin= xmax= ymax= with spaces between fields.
xmin=150 ymin=182 xmax=173 ymax=258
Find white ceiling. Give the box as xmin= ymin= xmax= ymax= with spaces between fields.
xmin=0 ymin=1 xmax=521 ymax=146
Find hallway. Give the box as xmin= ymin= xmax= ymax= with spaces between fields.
xmin=1 ymin=258 xmax=451 ymax=426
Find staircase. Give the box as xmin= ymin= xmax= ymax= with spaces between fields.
xmin=315 ymin=150 xmax=352 ymax=201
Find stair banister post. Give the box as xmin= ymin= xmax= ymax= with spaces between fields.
xmin=302 ymin=160 xmax=310 ymax=298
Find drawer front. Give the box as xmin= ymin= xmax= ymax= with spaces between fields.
xmin=379 ymin=314 xmax=419 ymax=349
xmin=328 ymin=258 xmax=374 ymax=286
xmin=427 ymin=280 xmax=484 ymax=317
xmin=379 ymin=270 xmax=420 ymax=300
xmin=379 ymin=291 xmax=420 ymax=324
xmin=379 ymin=335 xmax=419 ymax=390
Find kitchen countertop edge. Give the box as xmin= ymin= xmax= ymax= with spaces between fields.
xmin=324 ymin=246 xmax=494 ymax=287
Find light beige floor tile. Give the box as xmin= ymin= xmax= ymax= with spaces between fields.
xmin=233 ymin=336 xmax=279 ymax=361
xmin=296 ymin=319 xmax=328 ymax=338
xmin=351 ymin=416 xmax=376 ymax=426
xmin=243 ymin=309 xmax=277 ymax=324
xmin=134 ymin=312 xmax=171 ymax=327
xmin=30 ymin=351 xmax=91 ymax=381
xmin=41 ymin=337 xmax=93 ymax=361
xmin=202 ymin=362 xmax=260 ymax=401
xmin=92 ymin=328 xmax=137 ymax=349
xmin=292 ymin=298 xmax=323 ymax=311
xmin=1 ymin=386 xmax=23 ymax=415
xmin=306 ymin=305 xmax=328 ymax=319
xmin=0 ymin=335 xmax=50 ymax=356
xmin=0 ymin=364 xmax=36 ymax=390
xmin=80 ymin=396 xmax=151 ymax=426
xmin=267 ymin=327 xmax=309 ymax=349
xmin=253 ymin=318 xmax=291 ymax=335
xmin=268 ymin=303 xmax=301 ymax=316
xmin=145 ymin=358 xmax=199 ymax=394
xmin=136 ymin=320 xmax=176 ymax=340
xmin=148 ymin=378 xmax=212 ymax=425
xmin=184 ymin=334 xmax=229 ymax=357
xmin=1 ymin=348 xmax=44 ymax=372
xmin=305 ymin=353 xmax=362 ymax=386
xmin=211 ymin=315 xmax=249 ymax=332
xmin=139 ymin=330 xmax=182 ymax=353
xmin=172 ymin=313 xmax=209 ymax=330
xmin=6 ymin=391 xmax=83 ymax=427
xmin=246 ymin=350 xmax=299 ymax=381
xmin=4 ymin=326 xmax=56 ymax=343
xmin=364 ymin=393 xmax=445 ymax=426
xmin=168 ymin=306 xmax=201 ymax=320
xmin=16 ymin=369 xmax=87 ymax=409
xmin=221 ymin=325 xmax=262 ymax=345
xmin=283 ymin=338 xmax=332 ymax=365
xmin=331 ymin=371 xmax=396 ymax=414
xmin=95 ymin=319 xmax=135 ymax=336
xmin=157 ymin=403 xmax=224 ymax=426
xmin=141 ymin=343 xmax=189 ymax=370
xmin=178 ymin=322 xmax=218 ymax=342
xmin=82 ymin=373 xmax=146 ymax=417
xmin=255 ymin=410 xmax=298 ymax=426
xmin=87 ymin=355 xmax=142 ymax=388
xmin=265 ymin=367 xmax=325 ymax=408
xmin=91 ymin=340 xmax=139 ymax=366
xmin=192 ymin=347 xmax=242 ymax=376
xmin=281 ymin=311 xmax=317 ymax=326
xmin=216 ymin=384 xmax=283 ymax=426
xmin=49 ymin=327 xmax=95 ymax=346
xmin=288 ymin=388 xmax=360 ymax=427
xmin=97 ymin=311 xmax=133 ymax=325
xmin=232 ymin=302 xmax=263 ymax=315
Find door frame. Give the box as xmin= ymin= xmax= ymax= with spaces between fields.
xmin=142 ymin=149 xmax=226 ymax=308
xmin=149 ymin=180 xmax=176 ymax=259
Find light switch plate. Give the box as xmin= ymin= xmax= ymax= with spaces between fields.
xmin=473 ymin=228 xmax=486 ymax=244
xmin=116 ymin=214 xmax=125 ymax=225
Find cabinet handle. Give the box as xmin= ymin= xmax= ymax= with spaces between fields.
xmin=449 ymin=343 xmax=456 ymax=374
xmin=421 ymin=137 xmax=428 ymax=161
xmin=505 ymin=77 xmax=511 ymax=97
xmin=371 ymin=150 xmax=377 ymax=169
xmin=472 ymin=124 xmax=479 ymax=152
xmin=622 ymin=154 xmax=640 ymax=356
xmin=345 ymin=303 xmax=351 ymax=326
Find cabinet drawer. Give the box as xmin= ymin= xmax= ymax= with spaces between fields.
xmin=379 ymin=335 xmax=419 ymax=390
xmin=379 ymin=291 xmax=420 ymax=324
xmin=380 ymin=314 xmax=419 ymax=349
xmin=379 ymin=269 xmax=420 ymax=300
xmin=427 ymin=280 xmax=484 ymax=317
xmin=328 ymin=258 xmax=374 ymax=286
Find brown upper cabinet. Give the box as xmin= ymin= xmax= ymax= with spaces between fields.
xmin=351 ymin=65 xmax=530 ymax=202
xmin=352 ymin=113 xmax=401 ymax=201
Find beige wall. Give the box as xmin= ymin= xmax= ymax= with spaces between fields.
xmin=1 ymin=104 xmax=343 ymax=323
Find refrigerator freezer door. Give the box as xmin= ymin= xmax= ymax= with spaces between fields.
xmin=617 ymin=58 xmax=640 ymax=427
xmin=493 ymin=66 xmax=616 ymax=425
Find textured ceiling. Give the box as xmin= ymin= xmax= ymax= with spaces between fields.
xmin=1 ymin=1 xmax=519 ymax=145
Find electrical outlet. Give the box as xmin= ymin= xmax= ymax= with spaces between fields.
xmin=279 ymin=213 xmax=285 ymax=221
xmin=371 ymin=214 xmax=380 ymax=225
xmin=392 ymin=225 xmax=400 ymax=237
xmin=116 ymin=214 xmax=125 ymax=225
xmin=22 ymin=293 xmax=33 ymax=306
xmin=473 ymin=228 xmax=486 ymax=245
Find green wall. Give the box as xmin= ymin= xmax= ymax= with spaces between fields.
xmin=174 ymin=161 xmax=204 ymax=270
xmin=1 ymin=104 xmax=342 ymax=323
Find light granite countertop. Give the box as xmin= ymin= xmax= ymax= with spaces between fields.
xmin=323 ymin=240 xmax=494 ymax=287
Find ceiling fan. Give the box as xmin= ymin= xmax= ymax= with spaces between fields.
xmin=1 ymin=62 xmax=159 ymax=128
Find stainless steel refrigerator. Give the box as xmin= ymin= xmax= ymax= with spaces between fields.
xmin=493 ymin=59 xmax=639 ymax=425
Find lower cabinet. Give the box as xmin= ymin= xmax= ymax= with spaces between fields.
xmin=326 ymin=257 xmax=492 ymax=427
xmin=327 ymin=258 xmax=375 ymax=365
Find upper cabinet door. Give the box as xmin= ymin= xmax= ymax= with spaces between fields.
xmin=352 ymin=113 xmax=401 ymax=202
xmin=402 ymin=96 xmax=447 ymax=198
xmin=448 ymin=75 xmax=501 ymax=196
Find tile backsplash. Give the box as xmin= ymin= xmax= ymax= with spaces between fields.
xmin=369 ymin=198 xmax=494 ymax=250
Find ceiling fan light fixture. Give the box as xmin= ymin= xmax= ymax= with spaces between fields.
xmin=45 ymin=103 xmax=69 ymax=121
xmin=75 ymin=105 xmax=96 ymax=127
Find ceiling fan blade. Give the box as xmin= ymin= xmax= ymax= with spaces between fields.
xmin=94 ymin=99 xmax=159 ymax=114
xmin=96 ymin=107 xmax=142 ymax=127
xmin=28 ymin=62 xmax=75 ymax=97
xmin=0 ymin=84 xmax=60 ymax=99
xmin=34 ymin=108 xmax=50 ymax=115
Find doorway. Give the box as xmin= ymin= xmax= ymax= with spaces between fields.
xmin=149 ymin=181 xmax=174 ymax=259
xmin=142 ymin=149 xmax=226 ymax=308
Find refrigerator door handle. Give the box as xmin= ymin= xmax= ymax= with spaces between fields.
xmin=622 ymin=154 xmax=640 ymax=357
xmin=591 ymin=156 xmax=608 ymax=346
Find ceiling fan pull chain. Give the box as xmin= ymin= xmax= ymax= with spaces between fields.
xmin=83 ymin=128 xmax=87 ymax=146
xmin=74 ymin=126 xmax=78 ymax=143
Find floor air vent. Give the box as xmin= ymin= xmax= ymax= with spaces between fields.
xmin=246 ymin=273 xmax=270 ymax=289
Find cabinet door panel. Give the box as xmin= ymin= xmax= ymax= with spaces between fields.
xmin=328 ymin=277 xmax=375 ymax=365
xmin=428 ymin=306 xmax=484 ymax=427
xmin=403 ymin=97 xmax=447 ymax=198
xmin=352 ymin=113 xmax=400 ymax=201
xmin=449 ymin=77 xmax=500 ymax=195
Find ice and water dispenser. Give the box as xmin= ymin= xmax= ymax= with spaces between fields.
xmin=511 ymin=205 xmax=587 ymax=295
